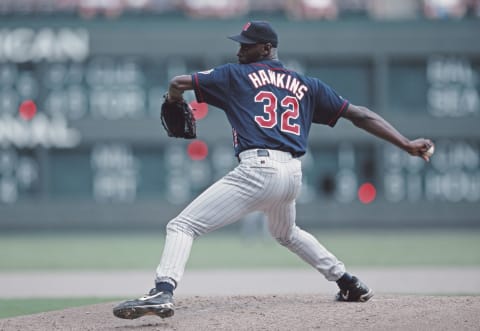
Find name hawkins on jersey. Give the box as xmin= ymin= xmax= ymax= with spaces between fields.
xmin=248 ymin=69 xmax=308 ymax=100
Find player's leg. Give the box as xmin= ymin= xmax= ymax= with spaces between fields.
xmin=155 ymin=164 xmax=270 ymax=284
xmin=266 ymin=202 xmax=373 ymax=301
xmin=113 ymin=162 xmax=266 ymax=319
xmin=265 ymin=190 xmax=346 ymax=281
xmin=264 ymin=159 xmax=373 ymax=301
xmin=260 ymin=157 xmax=343 ymax=279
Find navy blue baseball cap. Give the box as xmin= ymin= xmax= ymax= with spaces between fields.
xmin=228 ymin=21 xmax=278 ymax=47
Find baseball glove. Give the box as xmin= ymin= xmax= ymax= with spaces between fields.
xmin=160 ymin=95 xmax=197 ymax=139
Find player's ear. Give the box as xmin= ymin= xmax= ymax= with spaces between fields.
xmin=263 ymin=43 xmax=272 ymax=55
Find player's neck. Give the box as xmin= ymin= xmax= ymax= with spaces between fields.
xmin=268 ymin=48 xmax=279 ymax=61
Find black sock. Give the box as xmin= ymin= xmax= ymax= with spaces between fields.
xmin=156 ymin=281 xmax=175 ymax=294
xmin=336 ymin=272 xmax=354 ymax=289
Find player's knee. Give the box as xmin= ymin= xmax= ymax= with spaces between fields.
xmin=272 ymin=227 xmax=299 ymax=247
xmin=274 ymin=235 xmax=293 ymax=246
xmin=166 ymin=218 xmax=195 ymax=237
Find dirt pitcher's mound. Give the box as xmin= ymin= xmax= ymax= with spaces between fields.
xmin=1 ymin=294 xmax=479 ymax=331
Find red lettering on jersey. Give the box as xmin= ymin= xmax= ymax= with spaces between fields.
xmin=254 ymin=91 xmax=277 ymax=128
xmin=254 ymin=91 xmax=301 ymax=135
xmin=281 ymin=96 xmax=300 ymax=135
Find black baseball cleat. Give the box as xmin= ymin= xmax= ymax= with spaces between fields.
xmin=113 ymin=288 xmax=174 ymax=319
xmin=335 ymin=276 xmax=374 ymax=302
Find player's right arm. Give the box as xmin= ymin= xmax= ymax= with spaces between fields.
xmin=342 ymin=104 xmax=434 ymax=162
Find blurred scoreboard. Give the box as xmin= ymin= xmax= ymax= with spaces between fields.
xmin=0 ymin=18 xmax=479 ymax=229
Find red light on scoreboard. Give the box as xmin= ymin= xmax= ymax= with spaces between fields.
xmin=358 ymin=182 xmax=376 ymax=204
xmin=189 ymin=101 xmax=208 ymax=120
xmin=19 ymin=100 xmax=37 ymax=120
xmin=187 ymin=140 xmax=208 ymax=161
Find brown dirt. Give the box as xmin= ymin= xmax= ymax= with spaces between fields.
xmin=1 ymin=294 xmax=479 ymax=331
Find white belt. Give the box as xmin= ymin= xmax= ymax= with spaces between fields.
xmin=238 ymin=149 xmax=294 ymax=162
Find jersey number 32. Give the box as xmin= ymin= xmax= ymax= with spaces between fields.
xmin=254 ymin=91 xmax=300 ymax=136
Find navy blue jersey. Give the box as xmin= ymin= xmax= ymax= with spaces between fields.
xmin=192 ymin=59 xmax=348 ymax=157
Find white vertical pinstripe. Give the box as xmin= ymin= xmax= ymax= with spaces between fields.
xmin=156 ymin=149 xmax=345 ymax=285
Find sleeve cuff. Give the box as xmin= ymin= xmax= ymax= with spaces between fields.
xmin=327 ymin=100 xmax=349 ymax=127
xmin=192 ymin=73 xmax=204 ymax=103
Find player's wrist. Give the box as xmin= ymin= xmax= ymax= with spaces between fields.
xmin=164 ymin=92 xmax=183 ymax=104
xmin=397 ymin=138 xmax=412 ymax=153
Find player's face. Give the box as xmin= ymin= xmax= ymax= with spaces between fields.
xmin=237 ymin=43 xmax=267 ymax=64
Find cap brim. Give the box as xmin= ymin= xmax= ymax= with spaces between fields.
xmin=227 ymin=34 xmax=257 ymax=44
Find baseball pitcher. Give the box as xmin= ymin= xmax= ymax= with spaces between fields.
xmin=113 ymin=21 xmax=434 ymax=320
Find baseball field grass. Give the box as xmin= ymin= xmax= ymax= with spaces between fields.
xmin=0 ymin=298 xmax=116 ymax=319
xmin=1 ymin=229 xmax=479 ymax=319
xmin=1 ymin=229 xmax=479 ymax=270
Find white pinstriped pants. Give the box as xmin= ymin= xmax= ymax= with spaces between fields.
xmin=156 ymin=149 xmax=345 ymax=286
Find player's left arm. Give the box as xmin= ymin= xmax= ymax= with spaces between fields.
xmin=167 ymin=75 xmax=193 ymax=102
xmin=342 ymin=103 xmax=434 ymax=162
